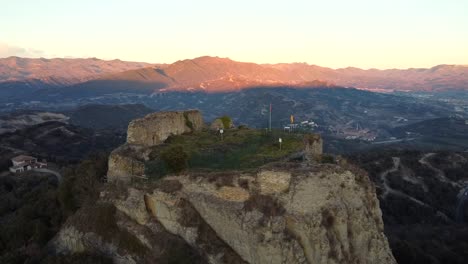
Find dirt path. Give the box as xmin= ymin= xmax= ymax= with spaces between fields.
xmin=379 ymin=157 xmax=451 ymax=221
xmin=419 ymin=153 xmax=460 ymax=188
xmin=32 ymin=168 xmax=62 ymax=183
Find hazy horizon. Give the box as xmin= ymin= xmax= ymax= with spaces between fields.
xmin=2 ymin=0 xmax=467 ymax=69
xmin=2 ymin=54 xmax=468 ymax=71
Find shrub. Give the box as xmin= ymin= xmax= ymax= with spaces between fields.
xmin=321 ymin=154 xmax=335 ymax=164
xmin=183 ymin=112 xmax=194 ymax=131
xmin=219 ymin=115 xmax=232 ymax=129
xmin=145 ymin=159 xmax=168 ymax=180
xmin=161 ymin=146 xmax=189 ymax=174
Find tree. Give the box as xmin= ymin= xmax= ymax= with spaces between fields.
xmin=161 ymin=146 xmax=189 ymax=174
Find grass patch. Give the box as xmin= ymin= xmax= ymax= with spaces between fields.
xmin=145 ymin=129 xmax=305 ymax=179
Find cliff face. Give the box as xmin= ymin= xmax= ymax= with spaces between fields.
xmin=54 ymin=162 xmax=396 ymax=264
xmin=107 ymin=144 xmax=148 ymax=182
xmin=107 ymin=110 xmax=203 ymax=182
xmin=144 ymin=163 xmax=395 ymax=264
xmin=53 ymin=110 xmax=395 ymax=263
xmin=126 ymin=110 xmax=203 ymax=147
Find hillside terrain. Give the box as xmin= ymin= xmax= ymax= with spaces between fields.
xmin=0 ymin=57 xmax=155 ymax=85
xmin=269 ymin=63 xmax=468 ymax=92
xmin=349 ymin=150 xmax=468 ymax=264
xmin=0 ymin=153 xmax=114 ymax=263
xmin=0 ymin=111 xmax=69 ymax=134
xmin=1 ymin=56 xmax=468 ymax=105
xmin=68 ymin=104 xmax=154 ymax=130
xmin=1 ymin=109 xmax=468 ymax=263
xmin=0 ymin=121 xmax=125 ymax=170
xmin=2 ymin=87 xmax=464 ymax=152
xmin=388 ymin=117 xmax=468 ymax=151
xmin=0 ymin=104 xmax=155 ymax=134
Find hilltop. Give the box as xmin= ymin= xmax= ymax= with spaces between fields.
xmin=49 ymin=110 xmax=396 ymax=264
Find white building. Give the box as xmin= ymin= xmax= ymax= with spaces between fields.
xmin=9 ymin=155 xmax=47 ymax=173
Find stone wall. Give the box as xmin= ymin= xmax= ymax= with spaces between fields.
xmin=126 ymin=110 xmax=203 ymax=147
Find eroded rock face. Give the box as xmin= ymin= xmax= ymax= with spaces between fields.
xmin=144 ymin=164 xmax=396 ymax=264
xmin=58 ymin=110 xmax=394 ymax=263
xmin=107 ymin=109 xmax=204 ymax=182
xmin=53 ymin=162 xmax=396 ymax=264
xmin=126 ymin=110 xmax=203 ymax=147
xmin=107 ymin=144 xmax=147 ymax=182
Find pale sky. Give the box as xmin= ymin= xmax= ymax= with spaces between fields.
xmin=1 ymin=0 xmax=467 ymax=69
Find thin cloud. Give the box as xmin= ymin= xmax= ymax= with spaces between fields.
xmin=0 ymin=42 xmax=46 ymax=58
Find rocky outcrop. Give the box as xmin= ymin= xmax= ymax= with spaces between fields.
xmin=52 ymin=189 xmax=204 ymax=264
xmin=126 ymin=110 xmax=203 ymax=147
xmin=144 ymin=163 xmax=395 ymax=264
xmin=107 ymin=110 xmax=203 ymax=182
xmin=304 ymin=134 xmax=323 ymax=160
xmin=55 ymin=161 xmax=396 ymax=264
xmin=57 ymin=110 xmax=395 ymax=263
xmin=107 ymin=144 xmax=148 ymax=183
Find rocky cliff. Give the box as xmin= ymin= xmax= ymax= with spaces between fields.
xmin=53 ymin=161 xmax=395 ymax=264
xmin=52 ymin=110 xmax=395 ymax=264
xmin=107 ymin=110 xmax=203 ymax=182
xmin=127 ymin=110 xmax=203 ymax=147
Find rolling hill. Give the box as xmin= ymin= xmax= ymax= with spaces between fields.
xmin=68 ymin=104 xmax=154 ymax=130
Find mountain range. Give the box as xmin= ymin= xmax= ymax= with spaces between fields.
xmin=0 ymin=56 xmax=155 ymax=86
xmin=1 ymin=56 xmax=468 ymax=94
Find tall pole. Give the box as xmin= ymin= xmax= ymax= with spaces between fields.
xmin=269 ymin=103 xmax=272 ymax=132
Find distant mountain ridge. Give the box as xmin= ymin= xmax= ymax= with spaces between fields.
xmin=95 ymin=56 xmax=468 ymax=92
xmin=1 ymin=56 xmax=467 ymax=93
xmin=0 ymin=56 xmax=158 ymax=85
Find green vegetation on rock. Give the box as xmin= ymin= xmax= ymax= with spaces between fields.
xmin=219 ymin=115 xmax=232 ymax=129
xmin=146 ymin=129 xmax=304 ymax=178
xmin=161 ymin=146 xmax=189 ymax=174
xmin=183 ymin=111 xmax=194 ymax=131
